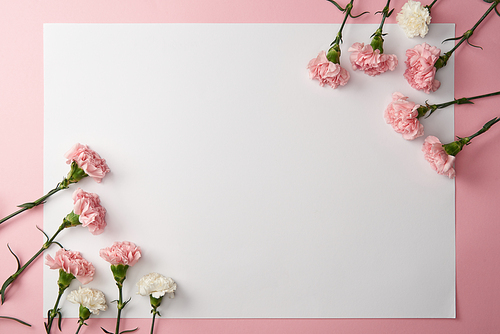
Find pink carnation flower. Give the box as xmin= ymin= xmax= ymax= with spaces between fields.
xmin=307 ymin=51 xmax=350 ymax=89
xmin=404 ymin=43 xmax=441 ymax=94
xmin=100 ymin=241 xmax=142 ymax=267
xmin=72 ymin=188 xmax=107 ymax=235
xmin=348 ymin=42 xmax=398 ymax=76
xmin=65 ymin=143 xmax=110 ymax=183
xmin=384 ymin=92 xmax=424 ymax=140
xmin=45 ymin=249 xmax=95 ymax=285
xmin=422 ymin=136 xmax=456 ymax=179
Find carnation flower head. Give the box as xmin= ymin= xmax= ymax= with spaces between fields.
xmin=100 ymin=241 xmax=142 ymax=267
xmin=307 ymin=50 xmax=350 ymax=89
xmin=404 ymin=43 xmax=441 ymax=94
xmin=422 ymin=136 xmax=456 ymax=178
xmin=348 ymin=42 xmax=398 ymax=77
xmin=45 ymin=248 xmax=95 ymax=285
xmin=72 ymin=188 xmax=107 ymax=235
xmin=65 ymin=143 xmax=110 ymax=183
xmin=397 ymin=0 xmax=431 ymax=38
xmin=67 ymin=286 xmax=108 ymax=315
xmin=384 ymin=92 xmax=424 ymax=140
xmin=137 ymin=273 xmax=177 ymax=299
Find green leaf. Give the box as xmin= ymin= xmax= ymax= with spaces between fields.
xmin=325 ymin=0 xmax=345 ymax=11
xmin=466 ymin=38 xmax=483 ymax=50
xmin=16 ymin=202 xmax=37 ymax=209
xmin=350 ymin=10 xmax=370 ymax=18
xmin=57 ymin=311 xmax=63 ymax=331
xmin=442 ymin=35 xmax=463 ymax=43
xmin=0 ymin=316 xmax=31 ymax=327
xmin=7 ymin=244 xmax=21 ymax=272
xmin=36 ymin=225 xmax=50 ymax=242
xmin=120 ymin=327 xmax=139 ymax=334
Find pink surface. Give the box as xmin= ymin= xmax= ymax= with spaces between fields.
xmin=0 ymin=0 xmax=499 ymax=333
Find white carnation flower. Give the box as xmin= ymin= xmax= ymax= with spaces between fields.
xmin=396 ymin=0 xmax=431 ymax=38
xmin=137 ymin=272 xmax=177 ymax=299
xmin=67 ymin=286 xmax=107 ymax=315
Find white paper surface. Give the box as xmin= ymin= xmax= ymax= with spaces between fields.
xmin=43 ymin=23 xmax=455 ymax=318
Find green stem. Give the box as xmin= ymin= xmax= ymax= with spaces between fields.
xmin=370 ymin=0 xmax=391 ymax=53
xmin=150 ymin=309 xmax=157 ymax=334
xmin=377 ymin=0 xmax=391 ymax=31
xmin=46 ymin=289 xmax=64 ymax=334
xmin=442 ymin=117 xmax=500 ymax=156
xmin=75 ymin=322 xmax=84 ymax=334
xmin=435 ymin=1 xmax=498 ymax=69
xmin=426 ymin=0 xmax=439 ymax=11
xmin=115 ymin=283 xmax=124 ymax=334
xmin=467 ymin=117 xmax=500 ymax=141
xmin=463 ymin=90 xmax=500 ymax=102
xmin=418 ymin=90 xmax=500 ymax=118
xmin=331 ymin=0 xmax=354 ymax=46
xmin=0 ymin=183 xmax=65 ymax=226
xmin=0 ymin=224 xmax=66 ymax=303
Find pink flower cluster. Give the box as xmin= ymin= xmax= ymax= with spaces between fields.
xmin=348 ymin=43 xmax=398 ymax=77
xmin=422 ymin=136 xmax=456 ymax=179
xmin=384 ymin=92 xmax=424 ymax=140
xmin=307 ymin=51 xmax=350 ymax=89
xmin=65 ymin=143 xmax=110 ymax=183
xmin=45 ymin=249 xmax=95 ymax=285
xmin=100 ymin=241 xmax=142 ymax=267
xmin=72 ymin=188 xmax=107 ymax=235
xmin=404 ymin=43 xmax=441 ymax=94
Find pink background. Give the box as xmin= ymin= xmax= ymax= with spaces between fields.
xmin=0 ymin=0 xmax=499 ymax=333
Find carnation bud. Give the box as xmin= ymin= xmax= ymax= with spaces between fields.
xmin=370 ymin=32 xmax=384 ymax=53
xmin=62 ymin=211 xmax=81 ymax=228
xmin=442 ymin=138 xmax=469 ymax=156
xmin=111 ymin=264 xmax=129 ymax=286
xmin=326 ymin=44 xmax=341 ymax=64
xmin=57 ymin=269 xmax=76 ymax=291
xmin=79 ymin=304 xmax=91 ymax=322
xmin=62 ymin=161 xmax=88 ymax=188
xmin=150 ymin=295 xmax=163 ymax=309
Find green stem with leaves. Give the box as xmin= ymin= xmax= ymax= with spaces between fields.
xmin=435 ymin=0 xmax=499 ymax=69
xmin=325 ymin=0 xmax=369 ymax=63
xmin=370 ymin=0 xmax=394 ymax=53
xmin=76 ymin=323 xmax=84 ymax=334
xmin=0 ymin=184 xmax=65 ymax=226
xmin=0 ymin=222 xmax=68 ymax=304
xmin=0 ymin=161 xmax=88 ymax=227
xmin=150 ymin=307 xmax=158 ymax=334
xmin=115 ymin=283 xmax=125 ymax=334
xmin=417 ymin=90 xmax=500 ymax=118
xmin=45 ymin=270 xmax=76 ymax=334
xmin=45 ymin=289 xmax=64 ymax=334
xmin=443 ymin=117 xmax=500 ymax=156
xmin=101 ymin=265 xmax=137 ymax=334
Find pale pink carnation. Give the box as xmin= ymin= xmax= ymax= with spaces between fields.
xmin=348 ymin=42 xmax=398 ymax=76
xmin=72 ymin=188 xmax=107 ymax=235
xmin=307 ymin=51 xmax=350 ymax=89
xmin=100 ymin=241 xmax=142 ymax=267
xmin=65 ymin=143 xmax=110 ymax=183
xmin=422 ymin=136 xmax=456 ymax=179
xmin=45 ymin=249 xmax=95 ymax=285
xmin=404 ymin=43 xmax=441 ymax=94
xmin=384 ymin=92 xmax=424 ymax=140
